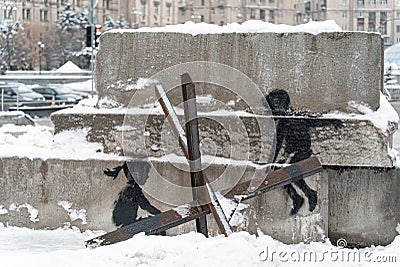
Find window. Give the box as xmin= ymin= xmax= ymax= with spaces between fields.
xmin=201 ymin=0 xmax=205 ymax=5
xmin=250 ymin=8 xmax=255 ymax=19
xmin=141 ymin=4 xmax=145 ymax=16
xmin=397 ymin=25 xmax=400 ymax=32
xmin=25 ymin=9 xmax=31 ymax=21
xmin=380 ymin=0 xmax=387 ymax=4
xmin=260 ymin=9 xmax=265 ymax=21
xmin=211 ymin=8 xmax=215 ymax=16
xmin=357 ymin=0 xmax=364 ymax=5
xmin=154 ymin=3 xmax=159 ymax=15
xmin=368 ymin=11 xmax=375 ymax=22
xmin=396 ymin=37 xmax=400 ymax=43
xmin=166 ymin=6 xmax=171 ymax=16
xmin=368 ymin=22 xmax=376 ymax=31
xmin=342 ymin=24 xmax=347 ymax=30
xmin=269 ymin=9 xmax=274 ymax=23
xmin=342 ymin=0 xmax=346 ymax=5
xmin=380 ymin=11 xmax=387 ymax=22
xmin=40 ymin=9 xmax=49 ymax=22
xmin=220 ymin=7 xmax=224 ymax=17
xmin=368 ymin=0 xmax=375 ymax=4
xmin=342 ymin=11 xmax=347 ymax=18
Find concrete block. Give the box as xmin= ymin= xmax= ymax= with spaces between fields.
xmin=52 ymin=112 xmax=394 ymax=167
xmin=0 ymin=157 xmax=327 ymax=244
xmin=95 ymin=31 xmax=382 ymax=113
xmin=326 ymin=167 xmax=400 ymax=247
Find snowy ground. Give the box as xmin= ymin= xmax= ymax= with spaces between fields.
xmin=0 ymin=225 xmax=399 ymax=267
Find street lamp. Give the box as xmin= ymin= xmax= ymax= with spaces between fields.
xmin=191 ymin=11 xmax=201 ymax=22
xmin=37 ymin=41 xmax=45 ymax=75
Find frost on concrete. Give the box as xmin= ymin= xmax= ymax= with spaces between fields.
xmin=58 ymin=201 xmax=87 ymax=225
xmin=9 ymin=203 xmax=39 ymax=222
xmin=0 ymin=205 xmax=8 ymax=215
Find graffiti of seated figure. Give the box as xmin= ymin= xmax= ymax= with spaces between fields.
xmin=104 ymin=160 xmax=165 ymax=234
xmin=264 ymin=89 xmax=342 ymax=215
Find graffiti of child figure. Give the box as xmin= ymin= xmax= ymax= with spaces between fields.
xmin=264 ymin=89 xmax=342 ymax=215
xmin=104 ymin=160 xmax=163 ymax=230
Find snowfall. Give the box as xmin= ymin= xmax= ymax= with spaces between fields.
xmin=0 ymin=20 xmax=400 ymax=266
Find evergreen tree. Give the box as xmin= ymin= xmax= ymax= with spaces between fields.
xmin=56 ymin=2 xmax=80 ymax=31
xmin=78 ymin=5 xmax=90 ymax=29
xmin=115 ymin=15 xmax=130 ymax=29
xmin=103 ymin=16 xmax=117 ymax=32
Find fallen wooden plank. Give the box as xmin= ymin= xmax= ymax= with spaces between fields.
xmin=85 ymin=156 xmax=322 ymax=247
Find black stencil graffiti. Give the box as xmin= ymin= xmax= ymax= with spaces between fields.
xmin=265 ymin=89 xmax=342 ymax=215
xmin=104 ymin=160 xmax=164 ymax=231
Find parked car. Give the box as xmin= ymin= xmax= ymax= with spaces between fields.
xmin=0 ymin=82 xmax=46 ymax=105
xmin=30 ymin=84 xmax=88 ymax=104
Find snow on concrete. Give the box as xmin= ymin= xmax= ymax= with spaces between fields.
xmin=0 ymin=225 xmax=398 ymax=267
xmin=112 ymin=20 xmax=342 ymax=36
xmin=9 ymin=203 xmax=39 ymax=222
xmin=0 ymin=123 xmax=123 ymax=160
xmin=0 ymin=205 xmax=7 ymax=215
xmin=57 ymin=201 xmax=87 ymax=225
xmin=323 ymin=93 xmax=399 ymax=135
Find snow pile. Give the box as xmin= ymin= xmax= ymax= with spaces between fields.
xmin=0 ymin=226 xmax=398 ymax=267
xmin=0 ymin=124 xmax=123 ymax=160
xmin=56 ymin=61 xmax=83 ymax=73
xmin=216 ymin=192 xmax=249 ymax=228
xmin=113 ymin=20 xmax=342 ymax=36
xmin=323 ymin=93 xmax=399 ymax=135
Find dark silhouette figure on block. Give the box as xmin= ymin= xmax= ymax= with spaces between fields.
xmin=265 ymin=89 xmax=342 ymax=215
xmin=104 ymin=160 xmax=163 ymax=231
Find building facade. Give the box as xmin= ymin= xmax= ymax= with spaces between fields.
xmin=2 ymin=0 xmax=400 ymax=46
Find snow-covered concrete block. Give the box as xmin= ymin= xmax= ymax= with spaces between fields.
xmin=52 ymin=111 xmax=395 ymax=167
xmin=95 ymin=31 xmax=382 ymax=113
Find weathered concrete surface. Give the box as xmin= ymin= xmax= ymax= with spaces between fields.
xmin=0 ymin=157 xmax=326 ymax=244
xmin=51 ymin=112 xmax=394 ymax=167
xmin=0 ymin=111 xmax=35 ymax=126
xmin=326 ymin=167 xmax=400 ymax=247
xmin=96 ymin=31 xmax=382 ymax=113
xmin=1 ymin=156 xmax=399 ymax=246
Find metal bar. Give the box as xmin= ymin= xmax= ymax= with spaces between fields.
xmin=1 ymin=89 xmax=4 ymax=111
xmin=156 ymin=82 xmax=232 ymax=236
xmin=85 ymin=156 xmax=322 ymax=247
xmin=181 ymin=73 xmax=209 ymax=237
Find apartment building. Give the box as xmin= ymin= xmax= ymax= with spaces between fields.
xmin=2 ymin=0 xmax=400 ymax=46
